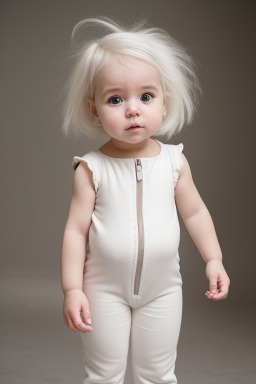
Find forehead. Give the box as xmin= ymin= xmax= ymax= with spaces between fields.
xmin=94 ymin=55 xmax=162 ymax=91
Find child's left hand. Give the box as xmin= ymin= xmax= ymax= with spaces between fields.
xmin=205 ymin=260 xmax=230 ymax=301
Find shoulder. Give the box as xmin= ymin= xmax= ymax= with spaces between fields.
xmin=175 ymin=152 xmax=195 ymax=196
xmin=72 ymin=160 xmax=95 ymax=198
xmin=72 ymin=151 xmax=101 ymax=194
xmin=165 ymin=142 xmax=185 ymax=189
xmin=179 ymin=153 xmax=191 ymax=178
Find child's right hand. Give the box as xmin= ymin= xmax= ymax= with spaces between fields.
xmin=63 ymin=289 xmax=93 ymax=333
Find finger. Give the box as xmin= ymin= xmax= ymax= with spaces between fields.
xmin=213 ymin=285 xmax=229 ymax=299
xmin=216 ymin=280 xmax=226 ymax=289
xmin=206 ymin=291 xmax=217 ymax=298
xmin=205 ymin=291 xmax=216 ymax=299
xmin=211 ymin=292 xmax=228 ymax=301
xmin=209 ymin=279 xmax=218 ymax=294
xmin=66 ymin=314 xmax=81 ymax=333
xmin=205 ymin=287 xmax=228 ymax=301
xmin=71 ymin=311 xmax=92 ymax=333
xmin=73 ymin=316 xmax=90 ymax=332
xmin=81 ymin=302 xmax=92 ymax=326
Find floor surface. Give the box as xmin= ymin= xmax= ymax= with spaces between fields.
xmin=1 ymin=279 xmax=255 ymax=384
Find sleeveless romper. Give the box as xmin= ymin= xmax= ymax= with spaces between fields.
xmin=72 ymin=139 xmax=184 ymax=384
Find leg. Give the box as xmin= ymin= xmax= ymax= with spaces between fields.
xmin=130 ymin=287 xmax=183 ymax=384
xmin=80 ymin=296 xmax=131 ymax=384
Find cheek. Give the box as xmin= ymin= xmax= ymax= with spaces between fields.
xmin=98 ymin=108 xmax=122 ymax=131
xmin=147 ymin=108 xmax=164 ymax=129
xmin=100 ymin=106 xmax=122 ymax=122
xmin=148 ymin=104 xmax=164 ymax=120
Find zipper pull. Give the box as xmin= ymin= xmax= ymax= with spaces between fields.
xmin=135 ymin=159 xmax=143 ymax=181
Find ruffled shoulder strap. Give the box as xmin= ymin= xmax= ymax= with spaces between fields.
xmin=72 ymin=151 xmax=101 ymax=193
xmin=165 ymin=143 xmax=184 ymax=189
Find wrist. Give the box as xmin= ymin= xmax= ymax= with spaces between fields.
xmin=63 ymin=288 xmax=82 ymax=295
xmin=206 ymin=259 xmax=222 ymax=264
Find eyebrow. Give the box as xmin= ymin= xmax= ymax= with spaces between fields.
xmin=102 ymin=85 xmax=159 ymax=98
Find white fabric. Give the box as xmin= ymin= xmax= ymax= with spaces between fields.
xmin=72 ymin=139 xmax=184 ymax=384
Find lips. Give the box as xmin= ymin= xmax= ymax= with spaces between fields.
xmin=126 ymin=123 xmax=141 ymax=129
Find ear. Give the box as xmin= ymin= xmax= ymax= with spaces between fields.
xmin=162 ymin=97 xmax=167 ymax=118
xmin=88 ymin=98 xmax=100 ymax=123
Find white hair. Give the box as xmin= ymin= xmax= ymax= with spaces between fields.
xmin=60 ymin=17 xmax=202 ymax=140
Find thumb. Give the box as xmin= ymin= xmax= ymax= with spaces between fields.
xmin=81 ymin=302 xmax=92 ymax=325
xmin=210 ymin=279 xmax=218 ymax=294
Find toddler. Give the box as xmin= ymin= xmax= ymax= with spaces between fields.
xmin=60 ymin=17 xmax=230 ymax=384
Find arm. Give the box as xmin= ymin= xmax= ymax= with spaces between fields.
xmin=60 ymin=161 xmax=96 ymax=332
xmin=175 ymin=153 xmax=230 ymax=301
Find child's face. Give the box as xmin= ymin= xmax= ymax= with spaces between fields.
xmin=88 ymin=56 xmax=166 ymax=144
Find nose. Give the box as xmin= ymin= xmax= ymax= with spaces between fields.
xmin=125 ymin=100 xmax=141 ymax=118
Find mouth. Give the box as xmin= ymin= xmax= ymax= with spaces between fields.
xmin=126 ymin=123 xmax=142 ymax=130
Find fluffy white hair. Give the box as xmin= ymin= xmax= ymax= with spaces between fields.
xmin=61 ymin=17 xmax=202 ymax=140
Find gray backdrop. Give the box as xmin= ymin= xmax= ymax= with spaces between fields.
xmin=1 ymin=1 xmax=255 ymax=383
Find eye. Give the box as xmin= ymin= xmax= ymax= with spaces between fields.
xmin=141 ymin=93 xmax=153 ymax=102
xmin=109 ymin=96 xmax=122 ymax=105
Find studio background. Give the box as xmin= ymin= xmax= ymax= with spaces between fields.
xmin=1 ymin=1 xmax=255 ymax=383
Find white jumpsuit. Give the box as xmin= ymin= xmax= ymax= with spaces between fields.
xmin=72 ymin=139 xmax=184 ymax=384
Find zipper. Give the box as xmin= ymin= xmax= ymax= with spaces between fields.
xmin=134 ymin=158 xmax=144 ymax=295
